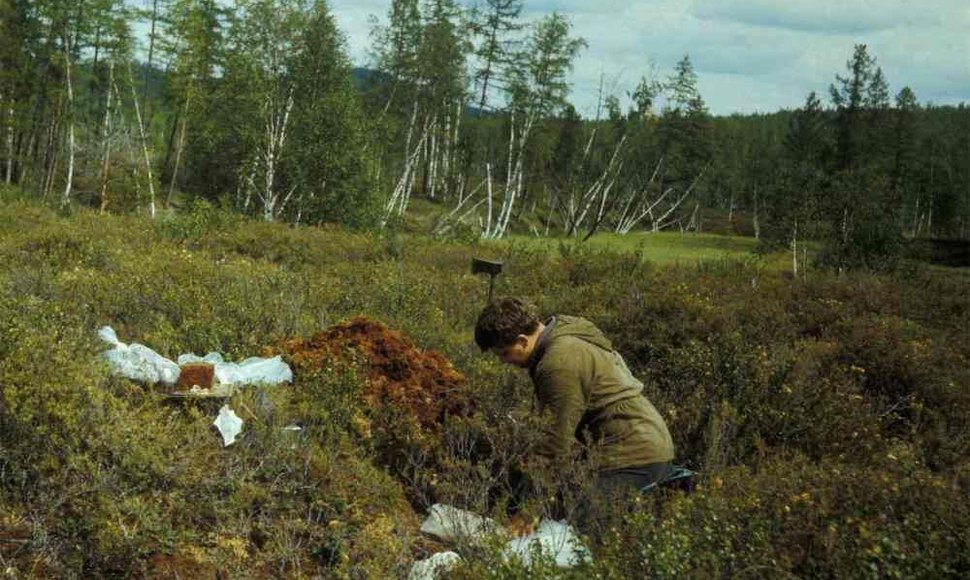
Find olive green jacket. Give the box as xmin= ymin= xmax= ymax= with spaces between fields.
xmin=528 ymin=315 xmax=674 ymax=471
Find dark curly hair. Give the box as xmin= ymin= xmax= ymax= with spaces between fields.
xmin=474 ymin=297 xmax=541 ymax=351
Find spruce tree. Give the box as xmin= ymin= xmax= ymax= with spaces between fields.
xmin=825 ymin=44 xmax=901 ymax=270
xmin=289 ymin=1 xmax=380 ymax=227
xmin=469 ymin=0 xmax=522 ymax=112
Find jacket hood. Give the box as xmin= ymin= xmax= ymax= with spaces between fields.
xmin=543 ymin=315 xmax=614 ymax=352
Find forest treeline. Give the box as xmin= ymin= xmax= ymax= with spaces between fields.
xmin=1 ymin=0 xmax=968 ymax=268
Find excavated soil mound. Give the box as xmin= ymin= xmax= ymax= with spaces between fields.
xmin=277 ymin=316 xmax=473 ymax=428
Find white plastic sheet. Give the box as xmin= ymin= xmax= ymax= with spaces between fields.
xmin=407 ymin=551 xmax=461 ymax=580
xmin=98 ymin=326 xmax=292 ymax=387
xmin=502 ymin=519 xmax=591 ymax=568
xmin=98 ymin=326 xmax=180 ymax=384
xmin=417 ymin=504 xmax=589 ymax=571
xmin=178 ymin=352 xmax=292 ymax=386
xmin=213 ymin=405 xmax=243 ymax=446
xmin=419 ymin=504 xmax=504 ymax=543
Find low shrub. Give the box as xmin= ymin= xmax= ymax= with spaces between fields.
xmin=1 ymin=199 xmax=967 ymax=577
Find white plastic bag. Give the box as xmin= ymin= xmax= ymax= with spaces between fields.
xmin=99 ymin=326 xmax=180 ymax=385
xmin=502 ymin=519 xmax=590 ymax=568
xmin=407 ymin=551 xmax=461 ymax=580
xmin=177 ymin=352 xmax=224 ymax=365
xmin=213 ymin=405 xmax=243 ymax=446
xmin=100 ymin=326 xmax=293 ymax=387
xmin=177 ymin=352 xmax=292 ymax=386
xmin=217 ymin=355 xmax=292 ymax=386
xmin=419 ymin=504 xmax=503 ymax=543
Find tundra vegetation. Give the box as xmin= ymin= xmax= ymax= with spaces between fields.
xmin=0 ymin=198 xmax=968 ymax=577
xmin=1 ymin=0 xmax=969 ymax=577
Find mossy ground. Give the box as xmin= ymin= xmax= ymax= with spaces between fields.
xmin=1 ymin=197 xmax=968 ymax=578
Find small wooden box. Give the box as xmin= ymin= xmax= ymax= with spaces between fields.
xmin=177 ymin=363 xmax=215 ymax=391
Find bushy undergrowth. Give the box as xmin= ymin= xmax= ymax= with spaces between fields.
xmin=1 ymin=199 xmax=968 ymax=577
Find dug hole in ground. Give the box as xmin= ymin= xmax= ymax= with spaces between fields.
xmin=271 ymin=317 xmax=591 ymax=576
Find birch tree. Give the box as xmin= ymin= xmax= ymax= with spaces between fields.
xmin=221 ymin=0 xmax=308 ymax=221
xmin=483 ymin=12 xmax=584 ymax=238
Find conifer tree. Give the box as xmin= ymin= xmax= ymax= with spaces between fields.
xmin=891 ymin=86 xmax=920 ymax=234
xmin=469 ymin=0 xmax=522 ymax=112
xmin=658 ymin=54 xmax=712 ymax=202
xmin=288 ymin=1 xmax=380 ymax=227
xmin=158 ymin=0 xmax=225 ymax=202
xmin=825 ymin=44 xmax=900 ymax=270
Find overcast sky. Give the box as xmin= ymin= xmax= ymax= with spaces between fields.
xmin=328 ymin=0 xmax=970 ymax=117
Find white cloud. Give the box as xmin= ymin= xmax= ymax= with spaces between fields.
xmin=327 ymin=0 xmax=970 ymax=115
xmin=330 ymin=0 xmax=387 ymax=65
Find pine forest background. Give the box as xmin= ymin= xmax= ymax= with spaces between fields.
xmin=1 ymin=0 xmax=968 ymax=268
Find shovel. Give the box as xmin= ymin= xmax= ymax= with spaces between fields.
xmin=471 ymin=257 xmax=503 ymax=304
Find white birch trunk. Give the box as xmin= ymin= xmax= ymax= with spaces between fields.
xmin=63 ymin=38 xmax=75 ymax=206
xmin=440 ymin=109 xmax=451 ymax=198
xmin=451 ymin=100 xmax=462 ymax=194
xmin=260 ymin=87 xmax=295 ymax=222
xmin=485 ymin=163 xmax=493 ymax=236
xmin=128 ymin=63 xmax=156 ymax=218
xmin=428 ymin=120 xmax=439 ymax=200
xmin=911 ymin=194 xmax=921 ymax=236
xmin=753 ymin=187 xmax=761 ymax=240
xmin=616 ymin=158 xmax=663 ymax=233
xmin=42 ymin=111 xmax=58 ymax=201
xmin=383 ymin=103 xmax=419 ymax=224
xmin=400 ymin=118 xmax=431 ymax=217
xmin=99 ymin=62 xmax=115 ymax=213
xmin=263 ymin=103 xmax=277 ymax=221
xmin=167 ymin=95 xmax=190 ymax=207
xmin=4 ymin=100 xmax=13 ymax=184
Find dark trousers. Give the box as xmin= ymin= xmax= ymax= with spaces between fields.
xmin=597 ymin=461 xmax=673 ymax=496
xmin=507 ymin=461 xmax=672 ymax=527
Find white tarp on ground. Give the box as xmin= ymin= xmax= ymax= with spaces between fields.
xmin=98 ymin=326 xmax=181 ymax=384
xmin=177 ymin=352 xmax=292 ymax=386
xmin=407 ymin=551 xmax=462 ymax=580
xmin=98 ymin=326 xmax=292 ymax=386
xmin=412 ymin=504 xmax=590 ymax=576
xmin=419 ymin=503 xmax=504 ymax=543
xmin=502 ymin=518 xmax=591 ymax=567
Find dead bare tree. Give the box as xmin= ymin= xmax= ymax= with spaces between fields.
xmin=98 ymin=62 xmax=115 ymax=213
xmin=126 ymin=62 xmax=156 ymax=218
xmin=383 ymin=104 xmax=433 ymax=227
xmin=165 ymin=93 xmax=190 ymax=207
xmin=62 ymin=33 xmax=75 ymax=207
xmin=482 ymin=107 xmax=537 ymax=239
xmin=614 ymin=163 xmax=703 ymax=234
xmin=558 ymin=133 xmax=628 ymax=237
xmin=431 ymin=178 xmax=486 ymax=236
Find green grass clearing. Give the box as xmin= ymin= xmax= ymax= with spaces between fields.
xmin=498 ymin=230 xmax=773 ymax=265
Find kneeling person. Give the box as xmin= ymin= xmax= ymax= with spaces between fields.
xmin=475 ymin=297 xmax=675 ymax=500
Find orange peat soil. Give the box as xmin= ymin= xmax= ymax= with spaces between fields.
xmin=273 ymin=316 xmax=473 ymax=428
